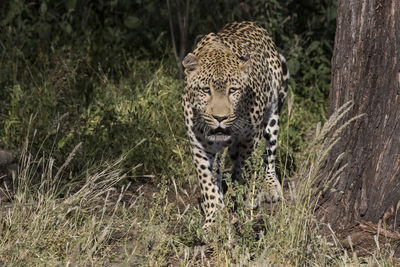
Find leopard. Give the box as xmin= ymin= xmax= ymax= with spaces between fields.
xmin=181 ymin=21 xmax=290 ymax=228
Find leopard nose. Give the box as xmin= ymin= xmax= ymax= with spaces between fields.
xmin=212 ymin=115 xmax=228 ymax=122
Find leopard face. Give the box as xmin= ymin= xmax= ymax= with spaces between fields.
xmin=183 ymin=42 xmax=254 ymax=143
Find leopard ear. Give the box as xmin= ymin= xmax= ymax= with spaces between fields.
xmin=182 ymin=53 xmax=198 ymax=75
xmin=239 ymin=54 xmax=252 ymax=74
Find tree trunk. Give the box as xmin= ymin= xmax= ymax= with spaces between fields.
xmin=318 ymin=0 xmax=400 ymax=230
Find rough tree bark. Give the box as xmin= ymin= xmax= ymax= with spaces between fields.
xmin=318 ymin=0 xmax=400 ymax=230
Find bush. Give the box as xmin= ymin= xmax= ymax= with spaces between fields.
xmin=0 ymin=0 xmax=337 ymax=184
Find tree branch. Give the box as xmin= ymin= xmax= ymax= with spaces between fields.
xmin=166 ymin=0 xmax=179 ymax=64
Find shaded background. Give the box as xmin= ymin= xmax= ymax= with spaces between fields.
xmin=0 ymin=0 xmax=337 ymax=185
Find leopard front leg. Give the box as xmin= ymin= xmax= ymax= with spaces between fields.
xmin=261 ymin=110 xmax=283 ymax=202
xmin=190 ymin=142 xmax=224 ymax=228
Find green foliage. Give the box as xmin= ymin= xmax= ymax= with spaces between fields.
xmin=1 ymin=1 xmax=399 ymax=265
xmin=0 ymin=0 xmax=337 ymax=183
xmin=0 ymin=0 xmax=169 ymax=68
xmin=0 ymin=54 xmax=190 ymax=181
xmin=0 ymin=0 xmax=336 ymax=70
xmin=0 ymin=0 xmax=338 ymax=191
xmin=77 ymin=60 xmax=190 ymax=178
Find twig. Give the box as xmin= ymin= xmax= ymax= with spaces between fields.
xmin=166 ymin=0 xmax=179 ymax=64
xmin=359 ymin=221 xmax=400 ymax=239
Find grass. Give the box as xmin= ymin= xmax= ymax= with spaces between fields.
xmin=3 ymin=1 xmax=398 ymax=264
xmin=1 ymin=95 xmax=398 ymax=265
xmin=0 ymin=54 xmax=191 ymax=183
xmin=0 ymin=124 xmax=129 ymax=265
xmin=0 ymin=22 xmax=397 ymax=264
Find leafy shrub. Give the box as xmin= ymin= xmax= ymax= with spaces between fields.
xmin=0 ymin=0 xmax=337 ymax=184
xmin=0 ymin=54 xmax=190 ymax=182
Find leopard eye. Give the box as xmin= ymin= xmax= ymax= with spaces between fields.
xmin=229 ymin=87 xmax=240 ymax=94
xmin=200 ymin=87 xmax=211 ymax=94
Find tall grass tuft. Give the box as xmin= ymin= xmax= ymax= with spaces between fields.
xmin=0 ymin=127 xmax=131 ymax=265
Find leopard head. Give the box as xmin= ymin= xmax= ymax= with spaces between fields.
xmin=183 ymin=42 xmax=252 ymax=142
